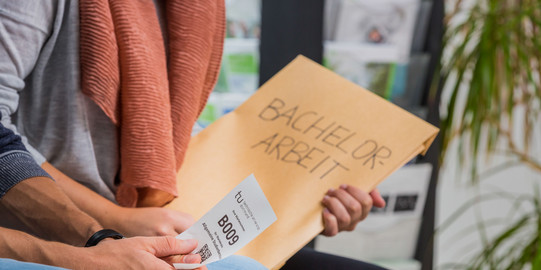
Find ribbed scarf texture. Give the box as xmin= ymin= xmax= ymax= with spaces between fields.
xmin=79 ymin=0 xmax=225 ymax=207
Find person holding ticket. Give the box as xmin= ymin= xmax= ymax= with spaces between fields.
xmin=0 ymin=123 xmax=269 ymax=270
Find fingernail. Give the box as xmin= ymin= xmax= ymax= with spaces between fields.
xmin=327 ymin=188 xmax=334 ymax=194
xmin=340 ymin=184 xmax=348 ymax=190
xmin=183 ymin=254 xmax=201 ymax=264
xmin=323 ymin=195 xmax=330 ymax=202
xmin=323 ymin=208 xmax=330 ymax=214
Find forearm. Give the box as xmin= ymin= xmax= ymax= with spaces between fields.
xmin=1 ymin=177 xmax=102 ymax=246
xmin=0 ymin=227 xmax=87 ymax=267
xmin=41 ymin=163 xmax=196 ymax=238
xmin=41 ymin=162 xmax=125 ymax=231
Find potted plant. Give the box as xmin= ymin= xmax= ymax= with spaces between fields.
xmin=438 ymin=0 xmax=541 ymax=268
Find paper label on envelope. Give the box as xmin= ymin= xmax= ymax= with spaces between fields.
xmin=174 ymin=174 xmax=276 ymax=269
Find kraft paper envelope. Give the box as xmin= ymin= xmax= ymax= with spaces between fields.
xmin=166 ymin=55 xmax=439 ymax=269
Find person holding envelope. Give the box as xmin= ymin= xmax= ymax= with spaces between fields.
xmin=0 ymin=0 xmax=386 ymax=269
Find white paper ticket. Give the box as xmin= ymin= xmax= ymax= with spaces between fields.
xmin=174 ymin=174 xmax=277 ymax=269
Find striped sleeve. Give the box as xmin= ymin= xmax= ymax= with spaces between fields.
xmin=0 ymin=123 xmax=51 ymax=198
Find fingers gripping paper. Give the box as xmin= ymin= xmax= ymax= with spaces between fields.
xmin=166 ymin=56 xmax=439 ymax=269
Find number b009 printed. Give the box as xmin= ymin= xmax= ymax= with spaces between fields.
xmin=218 ymin=215 xmax=239 ymax=245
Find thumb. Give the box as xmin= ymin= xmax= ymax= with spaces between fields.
xmin=370 ymin=189 xmax=386 ymax=208
xmin=146 ymin=236 xmax=198 ymax=258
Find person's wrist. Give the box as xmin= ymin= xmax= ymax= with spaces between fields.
xmin=94 ymin=203 xmax=125 ymax=231
xmin=81 ymin=222 xmax=104 ymax=246
xmin=107 ymin=205 xmax=132 ymax=234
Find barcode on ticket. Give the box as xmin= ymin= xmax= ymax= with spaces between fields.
xmin=196 ymin=244 xmax=212 ymax=263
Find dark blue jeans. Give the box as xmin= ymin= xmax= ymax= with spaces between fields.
xmin=282 ymin=248 xmax=388 ymax=270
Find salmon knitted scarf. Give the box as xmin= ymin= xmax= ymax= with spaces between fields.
xmin=79 ymin=0 xmax=225 ymax=207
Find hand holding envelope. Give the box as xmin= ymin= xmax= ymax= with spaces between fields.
xmin=322 ymin=185 xmax=386 ymax=236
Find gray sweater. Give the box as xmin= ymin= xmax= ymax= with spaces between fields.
xmin=0 ymin=0 xmax=119 ymax=201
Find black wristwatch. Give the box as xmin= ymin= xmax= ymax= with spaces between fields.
xmin=84 ymin=229 xmax=125 ymax=247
